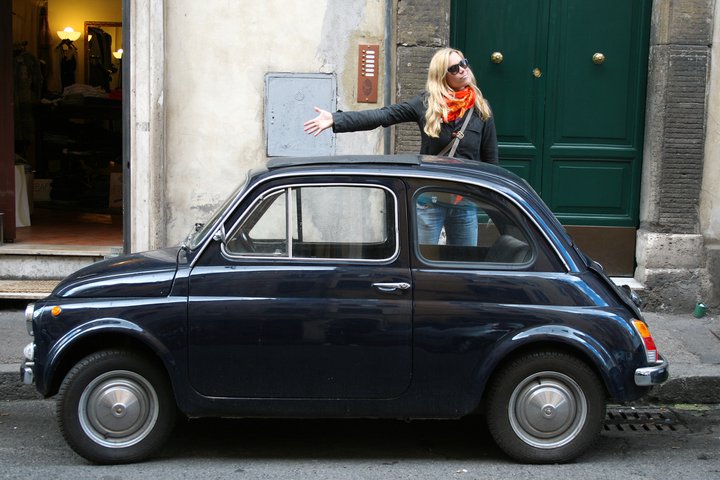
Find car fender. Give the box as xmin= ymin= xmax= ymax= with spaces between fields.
xmin=472 ymin=324 xmax=624 ymax=402
xmin=41 ymin=318 xmax=177 ymax=396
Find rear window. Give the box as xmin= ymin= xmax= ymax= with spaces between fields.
xmin=414 ymin=189 xmax=532 ymax=265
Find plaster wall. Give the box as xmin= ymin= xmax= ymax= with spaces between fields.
xmin=161 ymin=0 xmax=388 ymax=245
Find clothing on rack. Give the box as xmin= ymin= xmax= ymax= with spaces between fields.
xmin=56 ymin=39 xmax=77 ymax=88
xmin=88 ymin=27 xmax=115 ymax=91
xmin=14 ymin=46 xmax=43 ymax=143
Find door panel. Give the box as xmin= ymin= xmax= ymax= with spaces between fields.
xmin=549 ymin=159 xmax=634 ymax=220
xmin=548 ymin=1 xmax=638 ymax=144
xmin=543 ymin=0 xmax=650 ymax=227
xmin=188 ymin=263 xmax=412 ymax=399
xmin=452 ymin=0 xmax=651 ymax=274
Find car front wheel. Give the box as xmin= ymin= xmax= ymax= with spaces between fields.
xmin=485 ymin=351 xmax=606 ymax=464
xmin=57 ymin=349 xmax=176 ymax=464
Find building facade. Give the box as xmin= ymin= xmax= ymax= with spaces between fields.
xmin=46 ymin=0 xmax=720 ymax=310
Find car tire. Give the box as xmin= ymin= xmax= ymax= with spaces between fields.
xmin=57 ymin=349 xmax=176 ymax=464
xmin=485 ymin=350 xmax=606 ymax=464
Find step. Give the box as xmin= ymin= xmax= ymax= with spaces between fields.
xmin=0 ymin=244 xmax=121 ymax=299
xmin=0 ymin=279 xmax=61 ymax=299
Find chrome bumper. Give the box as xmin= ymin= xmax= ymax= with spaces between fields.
xmin=20 ymin=362 xmax=34 ymax=385
xmin=20 ymin=342 xmax=35 ymax=385
xmin=634 ymin=357 xmax=669 ymax=386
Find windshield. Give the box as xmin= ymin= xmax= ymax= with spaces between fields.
xmin=184 ymin=173 xmax=250 ymax=250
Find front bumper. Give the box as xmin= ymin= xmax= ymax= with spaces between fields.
xmin=20 ymin=341 xmax=35 ymax=385
xmin=20 ymin=362 xmax=34 ymax=385
xmin=634 ymin=356 xmax=669 ymax=386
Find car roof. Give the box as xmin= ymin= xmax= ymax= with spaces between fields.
xmin=267 ymin=154 xmax=423 ymax=169
xmin=265 ymin=155 xmax=528 ymax=190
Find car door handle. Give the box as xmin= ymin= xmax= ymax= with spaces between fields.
xmin=372 ymin=282 xmax=411 ymax=293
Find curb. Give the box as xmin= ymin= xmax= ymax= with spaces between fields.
xmin=647 ymin=376 xmax=720 ymax=404
xmin=0 ymin=366 xmax=42 ymax=401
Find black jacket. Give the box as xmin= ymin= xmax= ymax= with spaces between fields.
xmin=332 ymin=93 xmax=498 ymax=164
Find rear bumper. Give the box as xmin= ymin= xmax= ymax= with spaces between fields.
xmin=634 ymin=357 xmax=669 ymax=386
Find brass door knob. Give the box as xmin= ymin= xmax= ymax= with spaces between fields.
xmin=490 ymin=52 xmax=504 ymax=64
xmin=592 ymin=53 xmax=606 ymax=65
xmin=532 ymin=67 xmax=542 ymax=78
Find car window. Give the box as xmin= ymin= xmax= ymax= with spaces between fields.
xmin=415 ymin=189 xmax=532 ymax=265
xmin=226 ymin=185 xmax=397 ymax=260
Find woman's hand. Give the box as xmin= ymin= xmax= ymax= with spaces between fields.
xmin=303 ymin=107 xmax=334 ymax=136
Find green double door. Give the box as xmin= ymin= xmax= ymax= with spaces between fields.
xmin=452 ymin=0 xmax=651 ymax=275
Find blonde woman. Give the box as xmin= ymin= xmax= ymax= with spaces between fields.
xmin=304 ymin=48 xmax=497 ymax=246
xmin=303 ymin=47 xmax=498 ymax=164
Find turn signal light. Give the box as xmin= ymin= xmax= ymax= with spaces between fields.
xmin=632 ymin=319 xmax=658 ymax=363
xmin=51 ymin=306 xmax=62 ymax=317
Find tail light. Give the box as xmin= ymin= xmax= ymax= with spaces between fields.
xmin=632 ymin=319 xmax=658 ymax=363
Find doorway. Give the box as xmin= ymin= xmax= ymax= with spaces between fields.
xmin=451 ymin=0 xmax=652 ymax=275
xmin=3 ymin=0 xmax=123 ymax=251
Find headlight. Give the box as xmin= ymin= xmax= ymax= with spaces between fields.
xmin=23 ymin=342 xmax=35 ymax=361
xmin=25 ymin=303 xmax=34 ymax=336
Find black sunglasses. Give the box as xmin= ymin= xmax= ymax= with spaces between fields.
xmin=447 ymin=58 xmax=470 ymax=75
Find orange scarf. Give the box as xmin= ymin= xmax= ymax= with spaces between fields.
xmin=443 ymin=87 xmax=476 ymax=123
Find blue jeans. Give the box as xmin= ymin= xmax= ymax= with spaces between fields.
xmin=416 ymin=196 xmax=478 ymax=246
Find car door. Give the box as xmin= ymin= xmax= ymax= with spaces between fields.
xmin=187 ymin=176 xmax=412 ymax=399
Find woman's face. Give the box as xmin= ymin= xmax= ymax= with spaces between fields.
xmin=445 ymin=51 xmax=471 ymax=91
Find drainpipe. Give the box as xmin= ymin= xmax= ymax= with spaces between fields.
xmin=383 ymin=0 xmax=393 ymax=154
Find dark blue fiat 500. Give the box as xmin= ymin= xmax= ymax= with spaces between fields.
xmin=21 ymin=155 xmax=668 ymax=464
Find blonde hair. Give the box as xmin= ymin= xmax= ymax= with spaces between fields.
xmin=424 ymin=48 xmax=492 ymax=138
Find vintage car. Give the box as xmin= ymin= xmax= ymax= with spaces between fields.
xmin=21 ymin=155 xmax=668 ymax=464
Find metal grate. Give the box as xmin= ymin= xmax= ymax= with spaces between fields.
xmin=604 ymin=406 xmax=687 ymax=434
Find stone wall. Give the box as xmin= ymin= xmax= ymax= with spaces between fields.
xmin=394 ymin=0 xmax=451 ymax=154
xmin=637 ymin=0 xmax=717 ymax=311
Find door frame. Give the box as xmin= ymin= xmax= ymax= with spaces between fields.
xmin=1 ymin=0 xmax=15 ymax=242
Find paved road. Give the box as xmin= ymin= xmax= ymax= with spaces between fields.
xmin=1 ymin=400 xmax=719 ymax=479
xmin=0 ymin=301 xmax=29 ymax=366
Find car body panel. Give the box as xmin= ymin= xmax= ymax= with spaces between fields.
xmin=52 ymin=247 xmax=180 ymax=298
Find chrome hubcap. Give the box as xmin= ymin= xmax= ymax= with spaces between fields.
xmin=78 ymin=370 xmax=159 ymax=448
xmin=508 ymin=371 xmax=587 ymax=449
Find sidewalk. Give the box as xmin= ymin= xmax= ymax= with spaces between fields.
xmin=642 ymin=311 xmax=720 ymax=404
xmin=1 ymin=301 xmax=719 ymax=403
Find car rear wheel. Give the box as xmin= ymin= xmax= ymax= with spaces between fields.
xmin=57 ymin=349 xmax=175 ymax=464
xmin=485 ymin=351 xmax=606 ymax=464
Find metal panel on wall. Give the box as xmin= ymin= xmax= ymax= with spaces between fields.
xmin=265 ymin=73 xmax=336 ymax=157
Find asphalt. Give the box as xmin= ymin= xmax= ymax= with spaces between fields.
xmin=1 ymin=300 xmax=719 ymax=404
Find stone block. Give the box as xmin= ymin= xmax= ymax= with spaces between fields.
xmin=636 ymin=232 xmax=705 ymax=269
